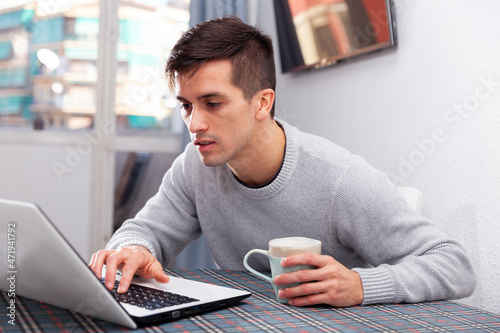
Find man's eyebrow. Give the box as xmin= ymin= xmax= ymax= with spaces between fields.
xmin=197 ymin=92 xmax=226 ymax=100
xmin=177 ymin=92 xmax=226 ymax=102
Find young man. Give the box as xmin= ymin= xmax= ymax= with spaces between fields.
xmin=90 ymin=16 xmax=476 ymax=307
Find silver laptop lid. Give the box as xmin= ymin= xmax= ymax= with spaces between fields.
xmin=0 ymin=199 xmax=137 ymax=328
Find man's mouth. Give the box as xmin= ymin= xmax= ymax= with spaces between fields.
xmin=194 ymin=139 xmax=216 ymax=151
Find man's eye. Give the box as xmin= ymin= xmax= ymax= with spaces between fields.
xmin=179 ymin=104 xmax=192 ymax=118
xmin=180 ymin=103 xmax=192 ymax=112
xmin=207 ymin=102 xmax=220 ymax=108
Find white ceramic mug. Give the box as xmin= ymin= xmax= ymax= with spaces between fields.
xmin=243 ymin=237 xmax=321 ymax=303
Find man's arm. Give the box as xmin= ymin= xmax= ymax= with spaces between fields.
xmin=91 ymin=148 xmax=201 ymax=292
xmin=276 ymin=160 xmax=476 ymax=307
xmin=331 ymin=163 xmax=476 ymax=305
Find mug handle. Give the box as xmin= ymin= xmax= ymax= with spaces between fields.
xmin=243 ymin=249 xmax=273 ymax=283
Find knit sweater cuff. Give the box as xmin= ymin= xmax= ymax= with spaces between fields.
xmin=105 ymin=236 xmax=157 ymax=258
xmin=352 ymin=267 xmax=395 ymax=305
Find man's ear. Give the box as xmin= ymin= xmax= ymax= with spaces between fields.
xmin=255 ymin=89 xmax=275 ymax=120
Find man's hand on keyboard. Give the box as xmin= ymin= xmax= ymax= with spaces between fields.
xmin=89 ymin=245 xmax=170 ymax=293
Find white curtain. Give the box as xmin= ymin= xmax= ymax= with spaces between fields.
xmin=189 ymin=0 xmax=248 ymax=25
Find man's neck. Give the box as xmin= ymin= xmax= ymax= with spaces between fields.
xmin=228 ymin=120 xmax=286 ymax=187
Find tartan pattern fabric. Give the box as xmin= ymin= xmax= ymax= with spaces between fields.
xmin=1 ymin=268 xmax=499 ymax=332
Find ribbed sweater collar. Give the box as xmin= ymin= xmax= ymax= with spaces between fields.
xmin=223 ymin=119 xmax=298 ymax=199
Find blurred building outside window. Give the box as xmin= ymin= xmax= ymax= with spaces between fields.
xmin=0 ymin=0 xmax=189 ymax=133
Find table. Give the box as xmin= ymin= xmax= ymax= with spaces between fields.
xmin=1 ymin=268 xmax=500 ymax=332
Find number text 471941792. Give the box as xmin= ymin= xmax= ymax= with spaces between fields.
xmin=6 ymin=222 xmax=17 ymax=326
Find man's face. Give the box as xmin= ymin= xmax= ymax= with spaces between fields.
xmin=175 ymin=60 xmax=260 ymax=168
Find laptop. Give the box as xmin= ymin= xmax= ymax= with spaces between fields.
xmin=0 ymin=198 xmax=251 ymax=328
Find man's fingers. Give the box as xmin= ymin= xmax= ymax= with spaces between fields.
xmin=135 ymin=261 xmax=170 ymax=283
xmin=117 ymin=246 xmax=170 ymax=293
xmin=152 ymin=263 xmax=170 ymax=284
xmin=276 ymin=253 xmax=343 ymax=286
xmin=118 ymin=263 xmax=139 ymax=293
xmin=104 ymin=251 xmax=123 ymax=290
xmin=280 ymin=253 xmax=331 ymax=268
xmin=278 ymin=282 xmax=332 ymax=306
xmin=274 ymin=254 xmax=331 ymax=287
xmin=278 ymin=279 xmax=328 ymax=300
xmin=274 ymin=267 xmax=317 ymax=286
xmin=107 ymin=247 xmax=140 ymax=292
xmin=89 ymin=250 xmax=113 ymax=281
xmin=88 ymin=245 xmax=169 ymax=294
xmin=274 ymin=254 xmax=364 ymax=307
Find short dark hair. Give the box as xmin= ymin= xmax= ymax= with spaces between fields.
xmin=165 ymin=16 xmax=276 ymax=116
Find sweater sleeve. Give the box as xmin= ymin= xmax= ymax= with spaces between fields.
xmin=105 ymin=148 xmax=201 ymax=267
xmin=333 ymin=159 xmax=476 ymax=305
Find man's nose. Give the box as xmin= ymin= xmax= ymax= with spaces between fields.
xmin=188 ymin=108 xmax=208 ymax=134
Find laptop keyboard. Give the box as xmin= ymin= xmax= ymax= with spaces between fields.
xmin=103 ymin=279 xmax=199 ymax=310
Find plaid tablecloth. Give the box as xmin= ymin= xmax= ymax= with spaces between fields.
xmin=1 ymin=268 xmax=500 ymax=332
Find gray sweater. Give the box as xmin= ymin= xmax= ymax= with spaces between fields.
xmin=107 ymin=120 xmax=476 ymax=305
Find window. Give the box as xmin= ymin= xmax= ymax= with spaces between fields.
xmin=115 ymin=0 xmax=189 ymax=134
xmin=0 ymin=0 xmax=189 ymax=132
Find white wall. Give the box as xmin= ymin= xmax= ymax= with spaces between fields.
xmin=0 ymin=143 xmax=92 ymax=259
xmin=258 ymin=0 xmax=500 ymax=314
